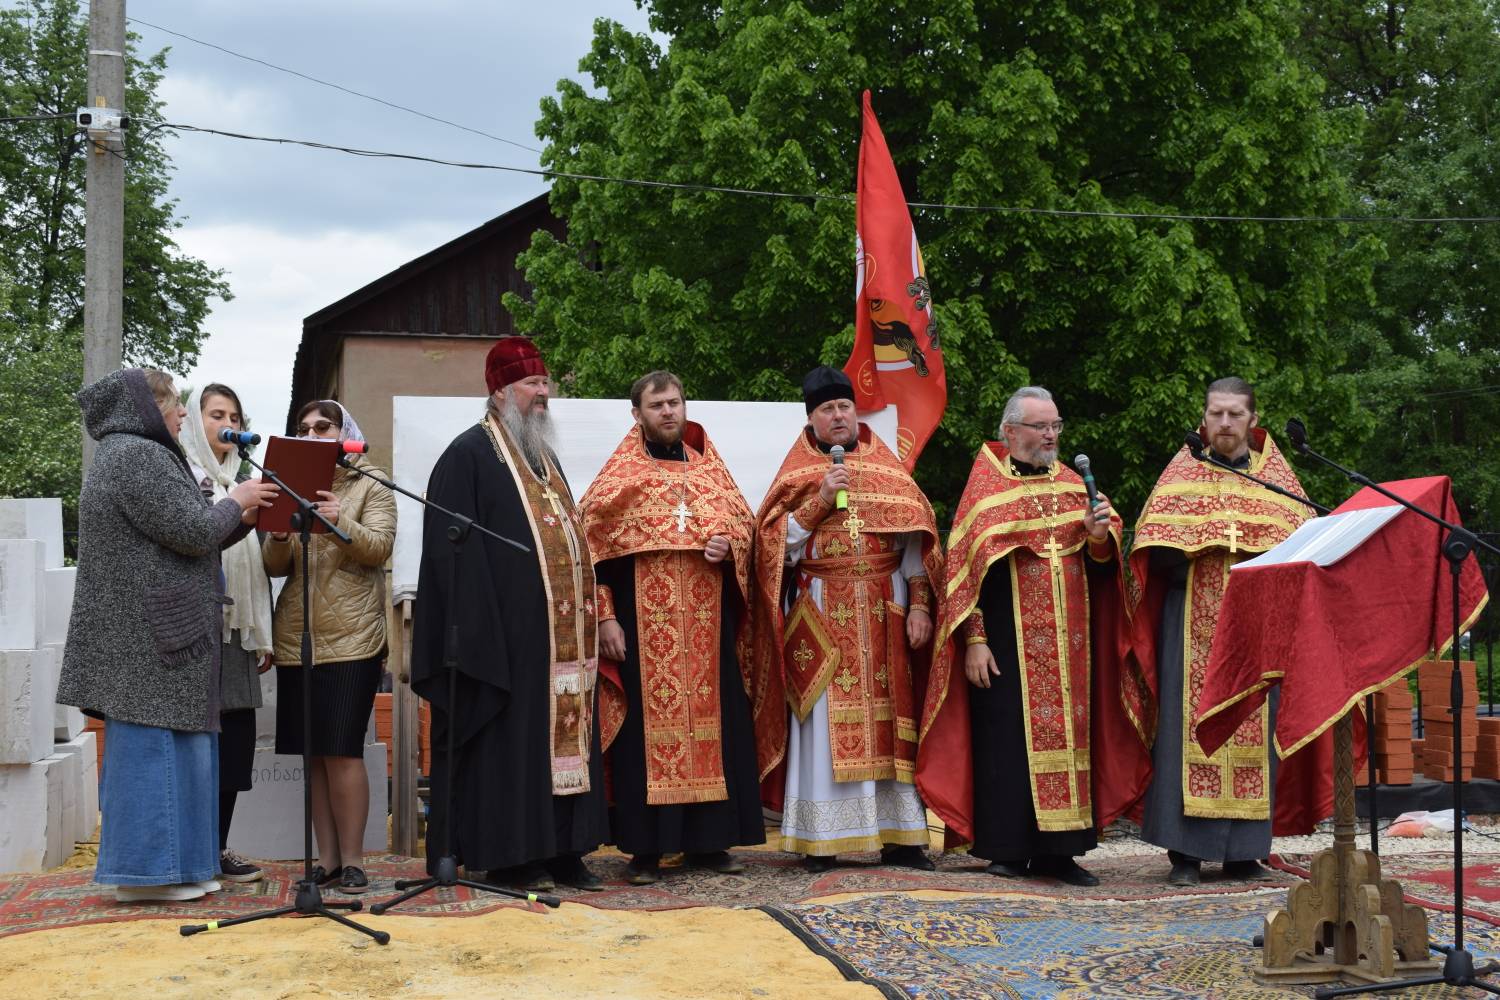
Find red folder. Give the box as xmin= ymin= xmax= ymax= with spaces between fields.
xmin=258 ymin=436 xmax=339 ymax=535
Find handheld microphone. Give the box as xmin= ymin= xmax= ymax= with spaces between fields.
xmin=217 ymin=428 xmax=261 ymax=448
xmin=1284 ymin=418 xmax=1308 ymax=453
xmin=830 ymin=444 xmax=848 ymax=510
xmin=340 ymin=439 xmax=369 ymax=455
xmin=1074 ymin=454 xmax=1100 ymax=509
xmin=1184 ymin=431 xmax=1207 ymax=460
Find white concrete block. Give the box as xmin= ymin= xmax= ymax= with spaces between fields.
xmin=42 ymin=567 xmax=74 ymax=647
xmin=0 ymin=647 xmax=58 ymax=764
xmin=77 ymin=731 xmax=99 ymax=839
xmin=45 ymin=640 xmax=82 ymax=741
xmin=50 ymin=734 xmax=94 ymax=846
xmin=227 ymin=742 xmax=388 ymax=860
xmin=0 ymin=498 xmax=64 ymax=569
xmin=0 ymin=761 xmax=50 ymax=872
xmin=0 ymin=540 xmax=45 ymax=651
xmin=41 ymin=749 xmax=80 ymax=866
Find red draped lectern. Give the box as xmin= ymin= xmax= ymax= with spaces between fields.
xmin=1196 ymin=477 xmax=1488 ymax=986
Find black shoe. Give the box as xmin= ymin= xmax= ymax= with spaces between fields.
xmin=625 ymin=855 xmax=661 ymax=885
xmin=803 ymin=854 xmax=837 ymax=873
xmin=985 ymin=860 xmax=1030 ymax=878
xmin=548 ymin=856 xmax=604 ymax=892
xmin=309 ymin=865 xmax=344 ymax=887
xmin=687 ymin=851 xmax=744 ymax=875
xmin=1167 ymin=851 xmax=1202 ymax=886
xmin=488 ymin=863 xmax=556 ymax=893
xmin=1032 ymin=857 xmax=1099 ymax=887
xmin=881 ymin=844 xmax=936 ymax=871
xmin=218 ymin=849 xmax=264 ymax=884
xmin=337 ymin=865 xmax=370 ymax=894
xmin=1223 ymin=859 xmax=1271 ymax=880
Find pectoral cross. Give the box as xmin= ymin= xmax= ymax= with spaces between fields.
xmin=1224 ymin=521 xmax=1241 ymax=554
xmin=1040 ymin=537 xmax=1065 ymax=566
xmin=673 ymin=499 xmax=692 ymax=533
xmin=843 ymin=505 xmax=866 ymax=543
xmin=540 ymin=484 xmax=563 ymax=518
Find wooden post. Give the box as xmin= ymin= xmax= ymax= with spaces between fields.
xmin=83 ymin=0 xmax=126 ymax=475
xmin=1257 ymin=709 xmax=1437 ymax=985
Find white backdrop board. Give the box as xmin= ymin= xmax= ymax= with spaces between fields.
xmin=390 ymin=396 xmax=898 ymax=600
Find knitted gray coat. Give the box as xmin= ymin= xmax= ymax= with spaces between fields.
xmin=55 ymin=369 xmax=244 ymax=733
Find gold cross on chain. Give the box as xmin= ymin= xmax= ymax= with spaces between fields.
xmin=843 ymin=506 xmax=866 ymax=543
xmin=1224 ymin=521 xmax=1242 ymax=554
xmin=1040 ymin=537 xmax=1065 ymax=566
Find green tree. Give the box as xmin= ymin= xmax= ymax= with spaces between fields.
xmin=0 ymin=0 xmax=230 ymax=520
xmin=1294 ymin=1 xmax=1500 ymax=525
xmin=509 ymin=0 xmax=1373 ymax=522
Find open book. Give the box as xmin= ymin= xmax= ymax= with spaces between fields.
xmin=1233 ymin=504 xmax=1403 ymax=570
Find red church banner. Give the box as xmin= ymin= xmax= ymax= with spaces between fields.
xmin=843 ymin=90 xmax=946 ymax=471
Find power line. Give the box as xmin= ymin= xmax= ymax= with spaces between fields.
xmin=125 ymin=16 xmax=542 ymax=155
xmin=146 ymin=119 xmax=1500 ymax=225
xmin=0 ymin=113 xmax=72 ymax=124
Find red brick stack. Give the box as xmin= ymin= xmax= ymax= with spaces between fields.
xmin=373 ymin=693 xmax=433 ymax=778
xmin=1372 ymin=681 xmax=1415 ymax=785
xmin=1477 ymin=717 xmax=1500 ymax=779
xmin=1418 ymin=659 xmax=1478 ymax=782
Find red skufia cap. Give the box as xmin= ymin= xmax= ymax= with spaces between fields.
xmin=485 ymin=337 xmax=548 ymax=394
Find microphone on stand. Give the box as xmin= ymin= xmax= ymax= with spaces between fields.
xmin=339 ymin=439 xmax=369 ymax=456
xmin=830 ymin=444 xmax=848 ymax=510
xmin=1074 ymin=454 xmax=1101 ymax=509
xmin=1184 ymin=430 xmax=1331 ymax=516
xmin=217 ymin=428 xmax=261 ymax=448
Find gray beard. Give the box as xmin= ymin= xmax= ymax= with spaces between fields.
xmin=1037 ymin=446 xmax=1059 ymax=467
xmin=501 ymin=399 xmax=556 ymax=473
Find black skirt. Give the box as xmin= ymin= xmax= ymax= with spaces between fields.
xmin=274 ymin=657 xmax=381 ymax=758
xmin=218 ymin=708 xmax=257 ymax=792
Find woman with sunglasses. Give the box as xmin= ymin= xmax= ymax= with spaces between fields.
xmin=263 ymin=400 xmax=396 ymax=895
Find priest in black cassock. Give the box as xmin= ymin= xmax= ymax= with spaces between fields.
xmin=410 ymin=337 xmax=607 ymax=894
xmin=937 ymin=386 xmax=1129 ymax=887
xmin=580 ymin=371 xmax=764 ymax=885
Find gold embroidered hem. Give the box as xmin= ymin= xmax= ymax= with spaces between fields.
xmin=485 ymin=416 xmax=598 ymax=795
xmin=1181 ymin=552 xmax=1270 ymax=820
xmin=780 ymin=829 xmax=931 ymax=855
xmin=634 ymin=549 xmax=729 ymax=805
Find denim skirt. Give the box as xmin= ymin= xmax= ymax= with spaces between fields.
xmin=95 ymin=719 xmax=219 ymax=886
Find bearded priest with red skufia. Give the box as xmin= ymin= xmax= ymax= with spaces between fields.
xmin=579 ymin=372 xmax=765 ymax=887
xmin=748 ymin=366 xmax=944 ymax=873
xmin=1127 ymin=377 xmax=1332 ymax=888
xmin=936 ymin=386 xmax=1130 ymax=888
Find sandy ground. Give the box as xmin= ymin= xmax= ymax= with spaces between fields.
xmin=0 ymin=903 xmax=882 ymax=1000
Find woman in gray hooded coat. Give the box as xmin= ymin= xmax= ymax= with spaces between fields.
xmin=55 ymin=368 xmax=276 ymax=903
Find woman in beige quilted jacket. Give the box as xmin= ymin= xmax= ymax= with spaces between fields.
xmin=264 ymin=400 xmax=396 ymax=895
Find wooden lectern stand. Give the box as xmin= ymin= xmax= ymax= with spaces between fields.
xmin=1256 ymin=712 xmax=1439 ymax=985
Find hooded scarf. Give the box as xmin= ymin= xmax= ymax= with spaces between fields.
xmin=181 ymin=386 xmax=274 ymax=655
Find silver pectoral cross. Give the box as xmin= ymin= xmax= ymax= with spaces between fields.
xmin=673 ymin=499 xmax=692 ymax=533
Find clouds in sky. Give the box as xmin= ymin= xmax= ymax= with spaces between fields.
xmin=122 ymin=0 xmax=656 ymax=445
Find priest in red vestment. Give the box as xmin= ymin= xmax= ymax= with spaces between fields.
xmin=1127 ymin=377 xmax=1332 ymax=886
xmin=580 ymin=371 xmax=765 ymax=886
xmin=935 ymin=386 xmax=1128 ymax=887
xmin=747 ymin=366 xmax=944 ymax=872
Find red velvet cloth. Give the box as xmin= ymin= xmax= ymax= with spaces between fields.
xmin=1196 ymin=477 xmax=1489 ymax=763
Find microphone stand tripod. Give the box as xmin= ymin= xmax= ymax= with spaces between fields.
xmin=330 ymin=457 xmax=561 ymax=915
xmin=182 ymin=446 xmax=389 ymax=944
xmin=1283 ymin=423 xmax=1500 ymax=997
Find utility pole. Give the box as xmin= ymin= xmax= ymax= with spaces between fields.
xmin=82 ymin=0 xmax=126 ymax=475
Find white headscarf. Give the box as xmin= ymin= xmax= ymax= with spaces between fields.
xmin=182 ymin=385 xmax=274 ymax=655
xmin=323 ymin=399 xmax=365 ymax=445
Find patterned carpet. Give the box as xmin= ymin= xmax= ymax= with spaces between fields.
xmin=762 ymin=890 xmax=1500 ymax=999
xmin=0 ymin=849 xmax=1292 ymax=939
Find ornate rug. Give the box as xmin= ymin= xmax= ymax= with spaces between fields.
xmin=1271 ymin=851 xmax=1500 ymax=928
xmin=0 ymin=849 xmax=1291 ymax=939
xmin=761 ymin=890 xmax=1500 ymax=999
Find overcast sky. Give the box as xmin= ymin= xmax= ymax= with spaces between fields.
xmin=119 ymin=0 xmax=656 ymax=449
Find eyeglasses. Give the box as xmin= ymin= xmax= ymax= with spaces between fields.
xmin=298 ymin=419 xmax=336 ymax=435
xmin=1012 ymin=420 xmax=1065 ymax=434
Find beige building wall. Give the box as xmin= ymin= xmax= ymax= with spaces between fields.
xmin=332 ymin=335 xmax=495 ymax=475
